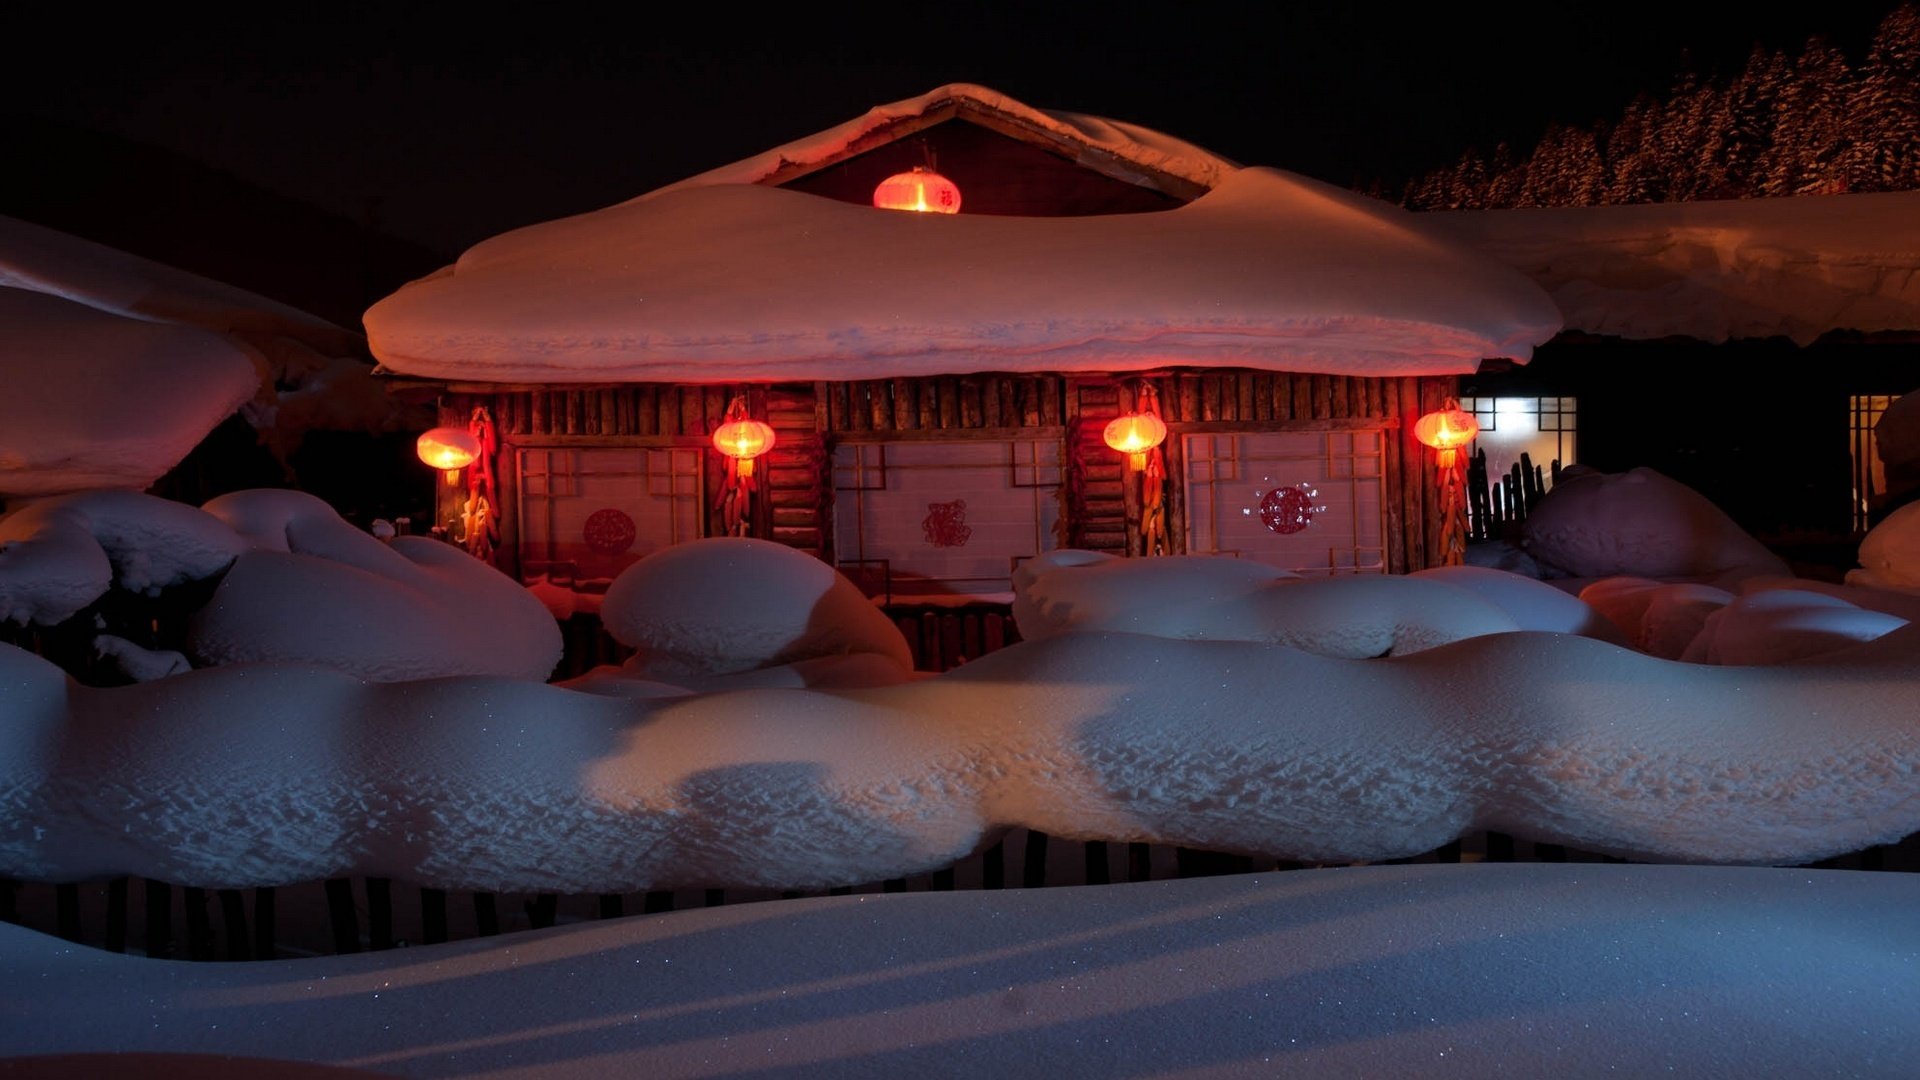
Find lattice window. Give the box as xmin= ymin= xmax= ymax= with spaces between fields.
xmin=832 ymin=439 xmax=1062 ymax=602
xmin=1851 ymin=394 xmax=1899 ymax=534
xmin=517 ymin=447 xmax=702 ymax=588
xmin=1458 ymin=396 xmax=1577 ymax=485
xmin=1183 ymin=430 xmax=1386 ymax=574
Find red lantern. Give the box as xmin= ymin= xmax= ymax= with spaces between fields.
xmin=712 ymin=415 xmax=776 ymax=477
xmin=1413 ymin=403 xmax=1479 ymax=453
xmin=417 ymin=426 xmax=481 ymax=484
xmin=1103 ymin=412 xmax=1168 ymax=471
xmin=1414 ymin=398 xmax=1478 ymax=567
xmin=872 ymin=166 xmax=962 ymax=214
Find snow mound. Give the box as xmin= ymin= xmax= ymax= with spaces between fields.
xmin=0 ymin=490 xmax=251 ymax=625
xmin=0 ymin=288 xmax=258 ymax=498
xmin=1412 ymin=564 xmax=1625 ymax=642
xmin=6 ymin=618 xmax=1920 ymax=890
xmin=1877 ymin=390 xmax=1920 ymax=473
xmin=9 ymin=594 xmax=1920 ymax=891
xmin=1855 ymin=500 xmax=1920 ymax=588
xmin=1579 ymin=577 xmax=1734 ymax=659
xmin=601 ymin=538 xmax=913 ymax=679
xmin=1523 ymin=467 xmax=1789 ymax=582
xmin=189 ymin=492 xmax=560 ymax=682
xmin=1685 ymin=589 xmax=1909 ymax=666
xmin=1015 ymin=552 xmax=1515 ymax=657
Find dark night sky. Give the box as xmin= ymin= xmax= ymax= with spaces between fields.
xmin=2 ymin=3 xmax=1902 ymax=258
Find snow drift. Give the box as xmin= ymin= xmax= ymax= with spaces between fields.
xmin=4 ymin=614 xmax=1920 ymax=891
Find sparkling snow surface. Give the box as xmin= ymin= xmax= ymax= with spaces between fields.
xmin=0 ymin=288 xmax=259 ymax=498
xmin=1430 ymin=190 xmax=1920 ymax=344
xmin=1 ymin=864 xmax=1916 ymax=1079
xmin=6 ymin=604 xmax=1920 ymax=889
xmin=366 ymin=85 xmax=1560 ymax=384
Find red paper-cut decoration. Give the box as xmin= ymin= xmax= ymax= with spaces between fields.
xmin=1257 ymin=485 xmax=1322 ymax=535
xmin=922 ymin=500 xmax=972 ymax=547
xmin=582 ymin=508 xmax=638 ymax=556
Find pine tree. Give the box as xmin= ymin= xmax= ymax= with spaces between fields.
xmin=1711 ymin=46 xmax=1791 ymax=198
xmin=1486 ymin=142 xmax=1524 ymax=206
xmin=1844 ymin=3 xmax=1920 ymax=190
xmin=1393 ymin=5 xmax=1920 ymax=210
xmin=1761 ymin=38 xmax=1854 ymax=195
xmin=1604 ymin=96 xmax=1664 ymax=203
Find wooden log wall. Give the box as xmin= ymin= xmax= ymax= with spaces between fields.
xmin=427 ymin=369 xmax=1456 ymax=586
xmin=1068 ymin=370 xmax=1453 ymax=572
xmin=434 ymin=384 xmax=829 ymax=578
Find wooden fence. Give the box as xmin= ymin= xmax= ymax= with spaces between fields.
xmin=6 ymin=828 xmax=1914 ymax=961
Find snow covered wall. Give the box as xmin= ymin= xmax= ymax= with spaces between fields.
xmin=4 ymin=617 xmax=1919 ymax=893
xmin=1429 ymin=190 xmax=1920 ymax=343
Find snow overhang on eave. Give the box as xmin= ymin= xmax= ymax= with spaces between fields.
xmin=365 ymin=167 xmax=1563 ymax=386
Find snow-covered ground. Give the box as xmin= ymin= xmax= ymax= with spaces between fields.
xmin=2 ymin=863 xmax=1915 ymax=1078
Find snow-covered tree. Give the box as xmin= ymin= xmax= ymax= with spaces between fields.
xmin=1843 ymin=3 xmax=1920 ymax=191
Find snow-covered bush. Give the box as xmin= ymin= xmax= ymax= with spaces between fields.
xmin=1522 ymin=467 xmax=1788 ymax=583
xmin=601 ymin=537 xmax=914 ymax=680
xmin=1853 ymin=499 xmax=1920 ymax=589
xmin=0 ymin=489 xmax=561 ymax=683
xmin=1013 ymin=551 xmax=1521 ymax=657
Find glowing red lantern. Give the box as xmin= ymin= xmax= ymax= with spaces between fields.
xmin=872 ymin=166 xmax=962 ymax=214
xmin=712 ymin=415 xmax=777 ymax=477
xmin=417 ymin=426 xmax=481 ymax=484
xmin=1415 ymin=399 xmax=1478 ymax=567
xmin=1104 ymin=412 xmax=1168 ymax=471
xmin=1413 ymin=403 xmax=1479 ymax=454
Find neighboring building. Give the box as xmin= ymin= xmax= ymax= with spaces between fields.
xmin=1431 ymin=193 xmax=1920 ymax=542
xmin=365 ymin=84 xmax=1561 ymax=622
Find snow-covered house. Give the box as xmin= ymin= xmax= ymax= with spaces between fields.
xmin=366 ymin=84 xmax=1560 ymax=627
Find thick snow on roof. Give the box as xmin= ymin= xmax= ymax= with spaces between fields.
xmin=0 ymin=215 xmax=359 ymax=356
xmin=3 ymin=864 xmax=1916 ymax=1078
xmin=367 ymin=83 xmax=1561 ymax=383
xmin=1429 ymin=191 xmax=1920 ymax=344
xmin=367 ymin=167 xmax=1562 ymax=383
xmin=0 ymin=288 xmax=259 ymax=498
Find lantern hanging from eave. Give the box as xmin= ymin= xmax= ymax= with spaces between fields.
xmin=1412 ymin=402 xmax=1480 ymax=459
xmin=417 ymin=426 xmax=481 ymax=484
xmin=1103 ymin=412 xmax=1168 ymax=472
xmin=873 ymin=166 xmax=962 ymax=214
xmin=1414 ymin=398 xmax=1478 ymax=567
xmin=712 ymin=412 xmax=777 ymax=477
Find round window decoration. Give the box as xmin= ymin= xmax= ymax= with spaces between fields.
xmin=582 ymin=508 xmax=638 ymax=556
xmin=1244 ymin=482 xmax=1326 ymax=535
